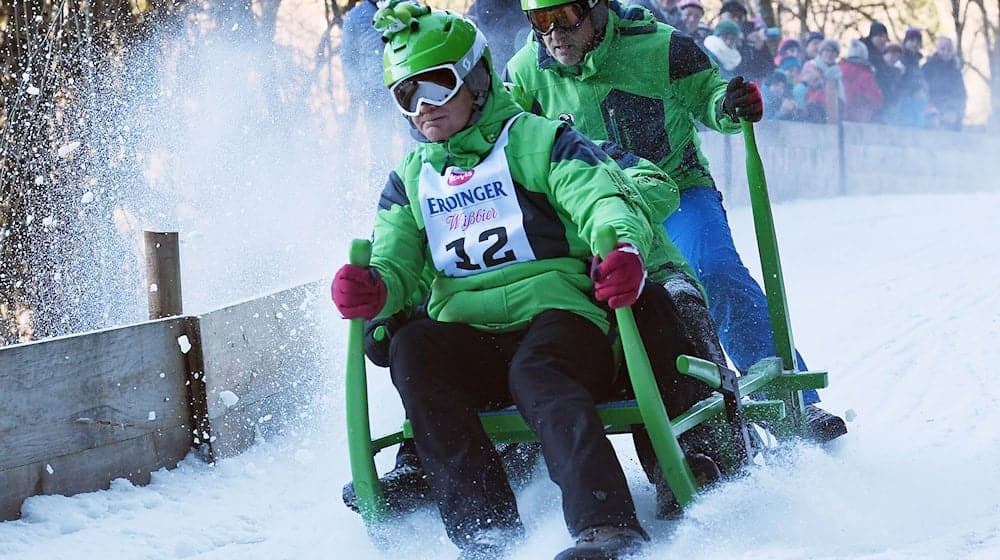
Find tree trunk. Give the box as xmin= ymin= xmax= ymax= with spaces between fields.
xmin=757 ymin=0 xmax=778 ymax=27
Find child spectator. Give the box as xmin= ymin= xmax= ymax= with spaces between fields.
xmin=777 ymin=55 xmax=802 ymax=84
xmin=793 ymin=60 xmax=828 ymax=123
xmin=804 ymin=31 xmax=825 ymax=61
xmin=763 ymin=71 xmax=797 ymax=120
xmin=703 ymin=20 xmax=743 ymax=79
xmin=839 ymin=39 xmax=883 ymax=123
xmin=922 ymin=37 xmax=967 ymax=130
xmin=776 ymin=38 xmax=802 ymax=65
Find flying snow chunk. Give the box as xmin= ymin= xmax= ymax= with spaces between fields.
xmin=41 ymin=216 xmax=55 ymax=227
xmin=294 ymin=449 xmax=316 ymax=465
xmin=58 ymin=141 xmax=81 ymax=158
xmin=45 ymin=464 xmax=54 ymax=474
xmin=80 ymin=191 xmax=95 ymax=204
xmin=177 ymin=335 xmax=192 ymax=354
xmin=26 ymin=85 xmax=40 ymax=96
xmin=148 ymin=411 xmax=156 ymax=421
xmin=149 ymin=283 xmax=158 ymax=293
xmin=219 ymin=390 xmax=239 ymax=408
xmin=845 ymin=409 xmax=858 ymax=422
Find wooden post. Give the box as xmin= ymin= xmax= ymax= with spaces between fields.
xmin=144 ymin=231 xmax=182 ymax=320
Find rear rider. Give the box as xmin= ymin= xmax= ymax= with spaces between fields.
xmin=506 ymin=0 xmax=847 ymax=442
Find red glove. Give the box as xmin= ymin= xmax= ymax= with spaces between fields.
xmin=331 ymin=265 xmax=387 ymax=320
xmin=722 ymin=76 xmax=764 ymax=123
xmin=592 ymin=243 xmax=647 ymax=308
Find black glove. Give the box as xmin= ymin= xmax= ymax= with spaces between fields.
xmin=722 ymin=76 xmax=764 ymax=123
xmin=362 ymin=304 xmax=427 ymax=367
xmin=363 ymin=313 xmax=404 ymax=368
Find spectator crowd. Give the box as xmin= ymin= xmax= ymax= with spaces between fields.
xmin=638 ymin=0 xmax=969 ymax=130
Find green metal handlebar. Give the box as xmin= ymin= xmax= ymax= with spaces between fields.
xmin=594 ymin=225 xmax=699 ymax=507
xmin=345 ymin=239 xmax=388 ymax=522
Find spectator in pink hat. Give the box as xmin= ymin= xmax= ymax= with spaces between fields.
xmin=775 ymin=38 xmax=802 ymax=65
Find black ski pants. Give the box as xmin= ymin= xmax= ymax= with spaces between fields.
xmin=389 ymin=309 xmax=640 ymax=546
xmin=627 ymin=280 xmax=726 ymax=482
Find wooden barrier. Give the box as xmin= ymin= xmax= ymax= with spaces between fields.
xmin=0 ymin=280 xmax=327 ymax=520
xmin=196 ymin=281 xmax=325 ymax=460
xmin=0 ymin=317 xmax=196 ymax=520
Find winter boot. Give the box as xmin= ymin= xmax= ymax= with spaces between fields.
xmin=341 ymin=451 xmax=431 ymax=514
xmin=554 ymin=525 xmax=649 ymax=560
xmin=654 ymin=452 xmax=722 ymax=519
xmin=456 ymin=526 xmax=524 ymax=560
xmin=805 ymin=404 xmax=847 ymax=443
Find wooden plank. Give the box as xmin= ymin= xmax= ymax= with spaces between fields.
xmin=0 ymin=423 xmax=192 ymax=520
xmin=196 ymin=281 xmax=327 ymax=459
xmin=0 ymin=317 xmax=194 ymax=472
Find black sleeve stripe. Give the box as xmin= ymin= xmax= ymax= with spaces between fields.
xmin=378 ymin=170 xmax=409 ymax=211
xmin=551 ymin=124 xmax=606 ymax=166
xmin=597 ymin=141 xmax=641 ymax=170
xmin=669 ymin=34 xmax=712 ymax=81
xmin=530 ymin=97 xmax=543 ymax=116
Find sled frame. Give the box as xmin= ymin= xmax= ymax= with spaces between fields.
xmin=345 ymin=121 xmax=825 ymax=524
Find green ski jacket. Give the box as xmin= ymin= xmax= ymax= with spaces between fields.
xmin=370 ymin=69 xmax=654 ymax=334
xmin=506 ymin=0 xmax=741 ymax=192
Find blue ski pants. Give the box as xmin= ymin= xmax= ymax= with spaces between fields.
xmin=664 ymin=186 xmax=819 ymax=405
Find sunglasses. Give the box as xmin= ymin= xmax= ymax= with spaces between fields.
xmin=526 ymin=1 xmax=594 ymax=36
xmin=390 ymin=64 xmax=464 ymax=117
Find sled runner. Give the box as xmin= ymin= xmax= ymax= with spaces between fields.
xmin=344 ymin=122 xmax=829 ymax=525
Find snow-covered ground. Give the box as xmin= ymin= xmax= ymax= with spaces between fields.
xmin=2 ymin=192 xmax=999 ymax=560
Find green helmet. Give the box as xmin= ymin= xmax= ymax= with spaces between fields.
xmin=520 ymin=0 xmax=598 ymax=10
xmin=376 ymin=1 xmax=490 ymax=87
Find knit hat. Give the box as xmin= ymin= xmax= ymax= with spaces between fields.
xmin=777 ymin=55 xmax=801 ymax=72
xmin=904 ymin=27 xmax=923 ymax=46
xmin=819 ymin=39 xmax=840 ymax=55
xmin=714 ymin=20 xmax=743 ymax=39
xmin=678 ymin=0 xmax=704 ymax=12
xmin=778 ymin=38 xmax=801 ymax=55
xmin=806 ymin=31 xmax=825 ymax=44
xmin=846 ymin=39 xmax=868 ymax=60
xmin=884 ymin=43 xmax=903 ymax=55
xmin=869 ymin=21 xmax=888 ymax=39
xmin=719 ymin=1 xmax=747 ymax=17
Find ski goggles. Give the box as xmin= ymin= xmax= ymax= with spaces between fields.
xmin=390 ymin=64 xmax=465 ymax=117
xmin=525 ymin=0 xmax=596 ymax=36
